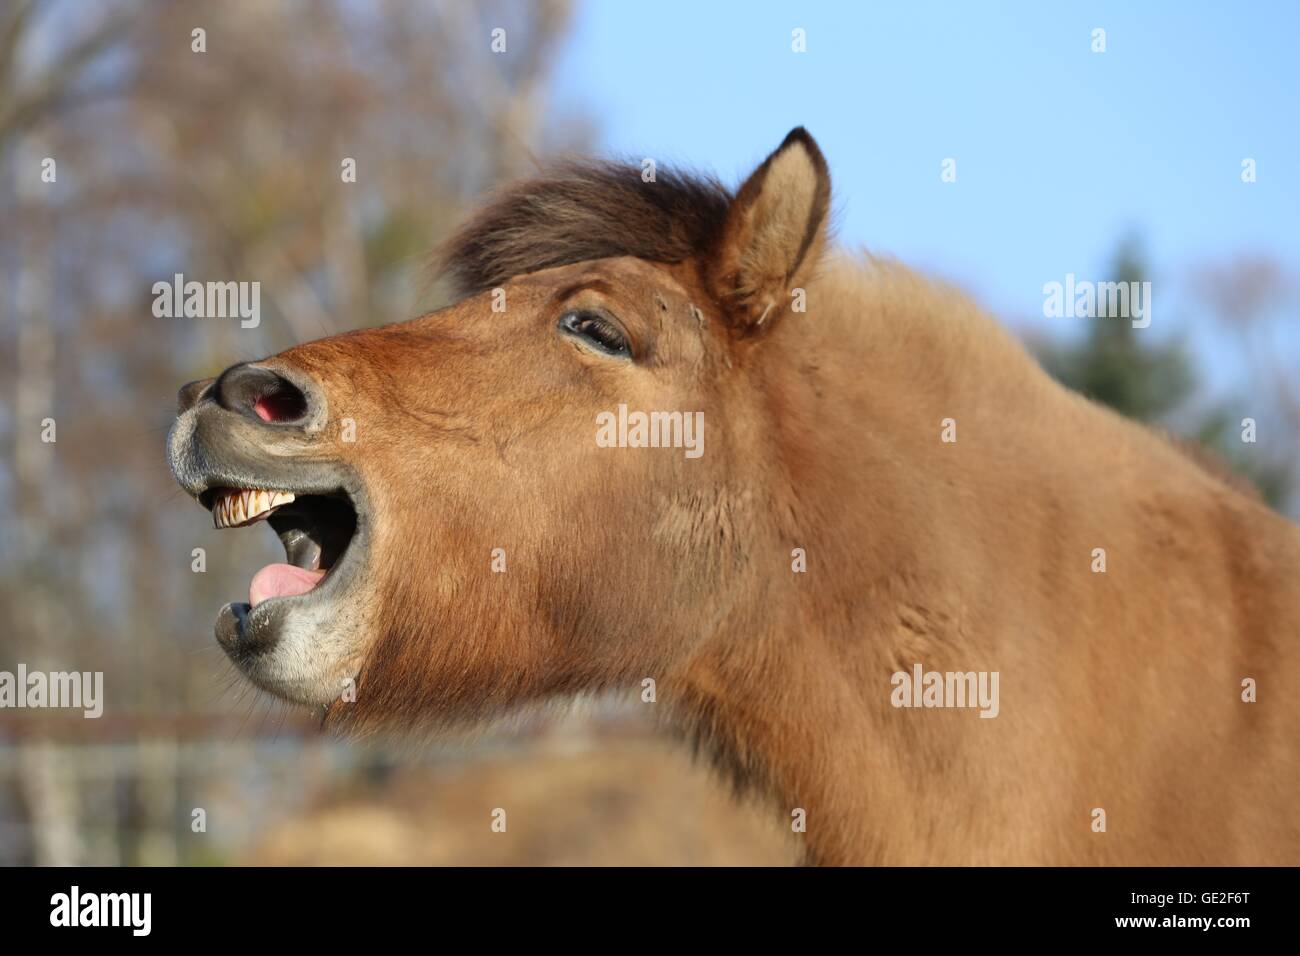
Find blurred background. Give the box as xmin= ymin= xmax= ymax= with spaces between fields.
xmin=0 ymin=0 xmax=1296 ymax=865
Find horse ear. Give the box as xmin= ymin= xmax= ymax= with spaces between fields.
xmin=708 ymin=127 xmax=831 ymax=334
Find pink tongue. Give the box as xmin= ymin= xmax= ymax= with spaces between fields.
xmin=250 ymin=563 xmax=327 ymax=607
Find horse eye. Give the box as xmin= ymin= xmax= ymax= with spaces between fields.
xmin=558 ymin=310 xmax=631 ymax=358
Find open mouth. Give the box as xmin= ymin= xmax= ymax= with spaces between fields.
xmin=202 ymin=487 xmax=358 ymax=608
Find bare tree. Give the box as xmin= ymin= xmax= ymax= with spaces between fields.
xmin=1 ymin=0 xmax=578 ymax=865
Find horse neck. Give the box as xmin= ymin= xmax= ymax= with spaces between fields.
xmin=670 ymin=258 xmax=1050 ymax=862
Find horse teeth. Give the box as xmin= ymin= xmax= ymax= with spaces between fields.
xmin=211 ymin=489 xmax=295 ymax=528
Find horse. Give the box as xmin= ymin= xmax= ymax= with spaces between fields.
xmin=168 ymin=128 xmax=1300 ymax=865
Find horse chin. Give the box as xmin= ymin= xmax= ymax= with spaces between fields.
xmin=215 ymin=581 xmax=369 ymax=706
xmin=212 ymin=494 xmax=371 ymax=705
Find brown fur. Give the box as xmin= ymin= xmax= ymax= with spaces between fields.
xmin=185 ymin=129 xmax=1300 ymax=865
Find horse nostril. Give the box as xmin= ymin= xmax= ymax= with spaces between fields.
xmin=253 ymin=389 xmax=306 ymax=423
xmin=214 ymin=363 xmax=311 ymax=425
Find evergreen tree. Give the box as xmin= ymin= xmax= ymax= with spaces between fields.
xmin=1036 ymin=237 xmax=1289 ymax=509
xmin=1038 ymin=237 xmax=1193 ymax=421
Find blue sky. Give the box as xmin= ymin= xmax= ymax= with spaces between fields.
xmin=552 ymin=0 xmax=1298 ymax=342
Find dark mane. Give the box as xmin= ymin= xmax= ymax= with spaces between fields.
xmin=436 ymin=159 xmax=733 ymax=298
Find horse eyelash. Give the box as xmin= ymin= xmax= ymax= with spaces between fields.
xmin=562 ymin=311 xmax=632 ymax=356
